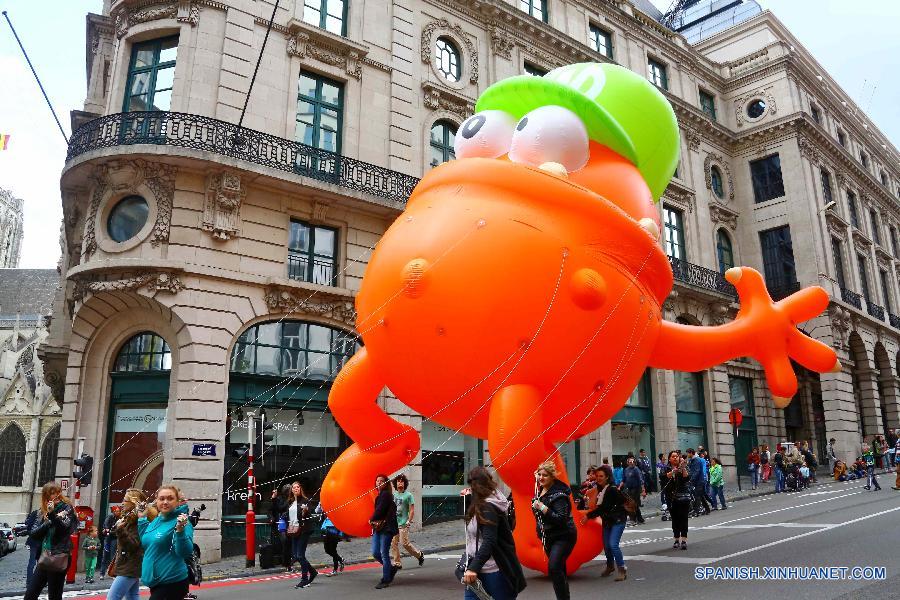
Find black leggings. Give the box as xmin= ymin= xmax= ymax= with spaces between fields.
xmin=544 ymin=534 xmax=576 ymax=600
xmin=24 ymin=563 xmax=68 ymax=600
xmin=149 ymin=578 xmax=190 ymax=600
xmin=323 ymin=534 xmax=343 ymax=569
xmin=670 ymin=498 xmax=691 ymax=539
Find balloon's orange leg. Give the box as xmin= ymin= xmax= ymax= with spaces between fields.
xmin=488 ymin=384 xmax=604 ymax=575
xmin=320 ymin=348 xmax=420 ymax=537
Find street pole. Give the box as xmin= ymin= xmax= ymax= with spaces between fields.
xmin=734 ymin=424 xmax=742 ymax=493
xmin=66 ymin=439 xmax=85 ymax=584
xmin=245 ymin=412 xmax=256 ymax=568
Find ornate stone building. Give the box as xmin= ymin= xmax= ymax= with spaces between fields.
xmin=0 ymin=188 xmax=24 ymax=268
xmin=0 ymin=269 xmax=61 ymax=522
xmin=50 ymin=0 xmax=899 ymax=560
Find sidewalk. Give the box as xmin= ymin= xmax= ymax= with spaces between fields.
xmin=0 ymin=475 xmax=851 ymax=597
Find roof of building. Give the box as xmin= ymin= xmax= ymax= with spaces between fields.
xmin=632 ymin=0 xmax=666 ymax=21
xmin=0 ymin=269 xmax=59 ymax=321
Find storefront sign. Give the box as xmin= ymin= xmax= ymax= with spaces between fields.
xmin=60 ymin=479 xmax=69 ymax=493
xmin=192 ymin=443 xmax=216 ymax=457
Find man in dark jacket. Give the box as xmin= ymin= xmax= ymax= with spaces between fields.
xmin=23 ymin=509 xmax=40 ymax=589
xmin=773 ymin=446 xmax=786 ymax=492
xmin=98 ymin=506 xmax=120 ymax=580
xmin=369 ymin=474 xmax=399 ymax=589
xmin=620 ymin=456 xmax=646 ymax=525
xmin=686 ymin=448 xmax=711 ymax=515
xmin=638 ymin=449 xmax=655 ymax=492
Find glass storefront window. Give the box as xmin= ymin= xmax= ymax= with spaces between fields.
xmin=611 ymin=422 xmax=652 ymax=467
xmin=107 ymin=406 xmax=166 ymax=504
xmin=674 ymin=371 xmax=704 ymax=412
xmin=677 ymin=426 xmax=706 ymax=453
xmin=728 ymin=376 xmax=754 ymax=416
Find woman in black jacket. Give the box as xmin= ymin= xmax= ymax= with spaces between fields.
xmin=24 ymin=482 xmax=78 ymax=600
xmin=662 ymin=450 xmax=692 ymax=549
xmin=532 ymin=461 xmax=576 ymax=600
xmin=460 ymin=467 xmax=526 ymax=599
xmin=582 ymin=465 xmax=628 ymax=580
xmin=369 ymin=473 xmax=399 ymax=589
xmin=269 ymin=484 xmax=291 ymax=570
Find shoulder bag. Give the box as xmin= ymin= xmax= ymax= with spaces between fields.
xmin=37 ymin=550 xmax=70 ymax=573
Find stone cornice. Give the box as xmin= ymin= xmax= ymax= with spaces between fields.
xmin=824 ymin=209 xmax=849 ymax=238
xmin=421 ymin=81 xmax=475 ymax=121
xmin=264 ymin=285 xmax=357 ymax=329
xmin=852 ymin=229 xmax=873 ymax=250
xmin=70 ymin=269 xmax=184 ymax=301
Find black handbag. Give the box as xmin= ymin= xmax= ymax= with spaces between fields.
xmin=37 ymin=550 xmax=69 ymax=573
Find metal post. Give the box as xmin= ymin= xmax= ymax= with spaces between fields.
xmin=245 ymin=412 xmax=256 ymax=568
xmin=66 ymin=439 xmax=85 ymax=584
xmin=734 ymin=425 xmax=742 ymax=492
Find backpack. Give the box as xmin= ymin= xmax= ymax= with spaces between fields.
xmin=506 ymin=493 xmax=516 ymax=532
xmin=186 ymin=548 xmax=202 ymax=586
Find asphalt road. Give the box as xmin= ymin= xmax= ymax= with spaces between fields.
xmin=3 ymin=480 xmax=898 ymax=599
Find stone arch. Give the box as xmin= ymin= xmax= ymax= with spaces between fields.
xmin=874 ymin=342 xmax=897 ymax=432
xmin=847 ymin=331 xmax=876 ymax=440
xmin=423 ymin=114 xmax=461 ymax=172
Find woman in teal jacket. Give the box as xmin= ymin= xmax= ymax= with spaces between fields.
xmin=138 ymin=484 xmax=194 ymax=600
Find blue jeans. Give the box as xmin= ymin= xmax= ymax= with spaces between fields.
xmin=464 ymin=570 xmax=516 ymax=600
xmin=100 ymin=536 xmax=117 ymax=576
xmin=710 ymin=484 xmax=726 ymax=508
xmin=774 ymin=467 xmax=784 ymax=492
xmin=107 ymin=576 xmax=140 ymax=600
xmin=602 ymin=522 xmax=625 ymax=568
xmin=26 ymin=544 xmax=38 ymax=589
xmin=750 ymin=468 xmax=759 ymax=488
xmin=291 ymin=531 xmax=314 ymax=578
xmin=371 ymin=531 xmax=394 ymax=583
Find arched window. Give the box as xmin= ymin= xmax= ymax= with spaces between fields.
xmin=230 ymin=321 xmax=359 ymax=381
xmin=434 ymin=37 xmax=461 ymax=82
xmin=717 ymin=229 xmax=734 ymax=274
xmin=38 ymin=424 xmax=61 ymax=487
xmin=113 ymin=332 xmax=172 ymax=372
xmin=0 ymin=425 xmax=26 ymax=487
xmin=430 ymin=120 xmax=457 ymax=167
xmin=710 ymin=165 xmax=724 ymax=198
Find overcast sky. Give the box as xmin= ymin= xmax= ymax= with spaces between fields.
xmin=1 ymin=0 xmax=898 ymax=268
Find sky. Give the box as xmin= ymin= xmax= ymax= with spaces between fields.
xmin=0 ymin=0 xmax=898 ymax=269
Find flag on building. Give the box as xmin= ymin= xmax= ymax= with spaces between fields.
xmin=0 ymin=134 xmax=10 ymax=150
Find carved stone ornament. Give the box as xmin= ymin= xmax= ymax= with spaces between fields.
xmin=798 ymin=136 xmax=822 ymax=165
xmin=265 ymin=287 xmax=357 ymax=327
xmin=488 ymin=21 xmax=514 ymax=60
xmin=684 ymin=127 xmax=702 ymax=152
xmin=662 ymin=186 xmax=695 ymax=213
xmin=709 ymin=203 xmax=738 ymax=231
xmin=703 ymin=153 xmax=735 ymax=201
xmin=828 ymin=304 xmax=851 ymax=351
xmin=422 ymin=82 xmax=475 ymax=121
xmin=421 ymin=18 xmax=478 ymax=84
xmin=734 ymin=88 xmax=778 ymax=127
xmin=287 ymin=31 xmax=363 ymax=80
xmin=203 ymin=171 xmax=245 ymax=240
xmin=113 ymin=0 xmax=205 ymax=38
xmin=852 ymin=229 xmax=873 ymax=250
xmin=73 ymin=271 xmax=184 ymax=302
xmin=824 ymin=209 xmax=848 ymax=238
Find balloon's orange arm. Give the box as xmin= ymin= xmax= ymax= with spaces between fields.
xmin=648 ymin=267 xmax=839 ymax=407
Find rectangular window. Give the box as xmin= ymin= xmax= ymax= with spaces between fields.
xmin=880 ymin=269 xmax=893 ymax=314
xmin=891 ymin=226 xmax=898 ymax=258
xmin=881 ymin=171 xmax=889 ymax=186
xmin=820 ymin=169 xmax=833 ymax=205
xmin=870 ymin=209 xmax=882 ymax=245
xmin=831 ymin=237 xmax=846 ymax=289
xmin=524 ymin=62 xmax=547 ymax=77
xmin=123 ymin=36 xmax=178 ymax=111
xmin=518 ymin=0 xmax=548 ymax=22
xmin=750 ymin=154 xmax=785 ymax=203
xmin=699 ymin=90 xmax=717 ymax=121
xmin=759 ymin=225 xmax=797 ymax=291
xmin=810 ymin=105 xmax=821 ymax=124
xmin=295 ymin=71 xmax=343 ymax=154
xmin=589 ymin=25 xmax=613 ymax=59
xmin=288 ymin=220 xmax=338 ymax=286
xmin=837 ymin=130 xmax=846 ymax=147
xmin=647 ymin=58 xmax=668 ymax=90
xmin=663 ymin=206 xmax=685 ymax=260
xmin=847 ymin=191 xmax=859 ymax=228
xmin=728 ymin=376 xmax=754 ymax=417
xmin=857 ymin=253 xmax=871 ymax=302
xmin=860 ymin=151 xmax=869 ymax=168
xmin=302 ymin=0 xmax=346 ymax=36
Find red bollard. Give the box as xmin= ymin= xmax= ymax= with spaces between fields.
xmin=245 ymin=508 xmax=256 ymax=568
xmin=66 ymin=531 xmax=79 ymax=584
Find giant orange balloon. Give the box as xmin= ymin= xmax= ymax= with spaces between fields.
xmin=320 ymin=64 xmax=838 ymax=575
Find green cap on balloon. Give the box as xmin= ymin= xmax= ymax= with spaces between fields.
xmin=475 ymin=63 xmax=680 ymax=202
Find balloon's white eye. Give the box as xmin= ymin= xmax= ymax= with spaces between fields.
xmin=453 ymin=110 xmax=517 ymax=159
xmin=508 ymin=105 xmax=590 ymax=172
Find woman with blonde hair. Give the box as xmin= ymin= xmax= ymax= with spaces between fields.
xmin=139 ymin=484 xmax=194 ymax=600
xmin=531 ymin=461 xmax=576 ymax=600
xmin=24 ymin=482 xmax=78 ymax=600
xmin=107 ymin=488 xmax=153 ymax=600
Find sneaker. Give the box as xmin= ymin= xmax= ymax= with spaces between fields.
xmin=326 ymin=570 xmax=337 ymax=577
xmin=418 ymin=554 xmax=425 ymax=567
xmin=294 ymin=578 xmax=309 ymax=589
xmin=339 ymin=561 xmax=345 ymax=572
xmin=375 ymin=581 xmax=390 ymax=589
xmin=390 ymin=565 xmax=399 ymax=580
xmin=673 ymin=541 xmax=680 ymax=549
xmin=864 ymin=485 xmax=871 ymax=490
xmin=308 ymin=570 xmax=318 ymax=585
xmin=681 ymin=541 xmax=687 ymax=550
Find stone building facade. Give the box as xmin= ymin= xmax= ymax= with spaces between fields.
xmin=0 ymin=269 xmax=62 ymax=522
xmin=0 ymin=188 xmax=24 ymax=269
xmin=49 ymin=0 xmax=899 ymax=560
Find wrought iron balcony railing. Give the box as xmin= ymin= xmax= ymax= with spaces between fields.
xmin=866 ymin=300 xmax=885 ymax=321
xmin=767 ymin=280 xmax=801 ymax=302
xmin=668 ymin=256 xmax=737 ymax=298
xmin=840 ymin=287 xmax=862 ymax=310
xmin=66 ymin=111 xmax=420 ymax=205
xmin=889 ymin=312 xmax=900 ymax=329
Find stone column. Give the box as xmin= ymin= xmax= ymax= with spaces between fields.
xmin=650 ymin=368 xmax=678 ymax=456
xmin=707 ymin=365 xmax=736 ymax=481
xmin=856 ymin=366 xmax=884 ymax=439
xmin=821 ymin=368 xmax=861 ymax=465
xmin=878 ymin=372 xmax=900 ymax=431
xmin=22 ymin=416 xmax=41 ymax=516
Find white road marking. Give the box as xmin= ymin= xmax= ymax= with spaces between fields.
xmin=623 ymin=554 xmax=716 ymax=564
xmin=713 ymin=491 xmax=863 ymax=526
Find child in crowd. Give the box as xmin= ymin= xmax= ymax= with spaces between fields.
xmin=81 ymin=526 xmax=101 ymax=584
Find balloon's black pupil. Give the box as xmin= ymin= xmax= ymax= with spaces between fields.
xmin=462 ymin=115 xmax=487 ymax=139
xmin=516 ymin=117 xmax=528 ymax=131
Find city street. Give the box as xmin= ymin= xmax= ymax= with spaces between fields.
xmin=2 ymin=481 xmax=897 ymax=600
